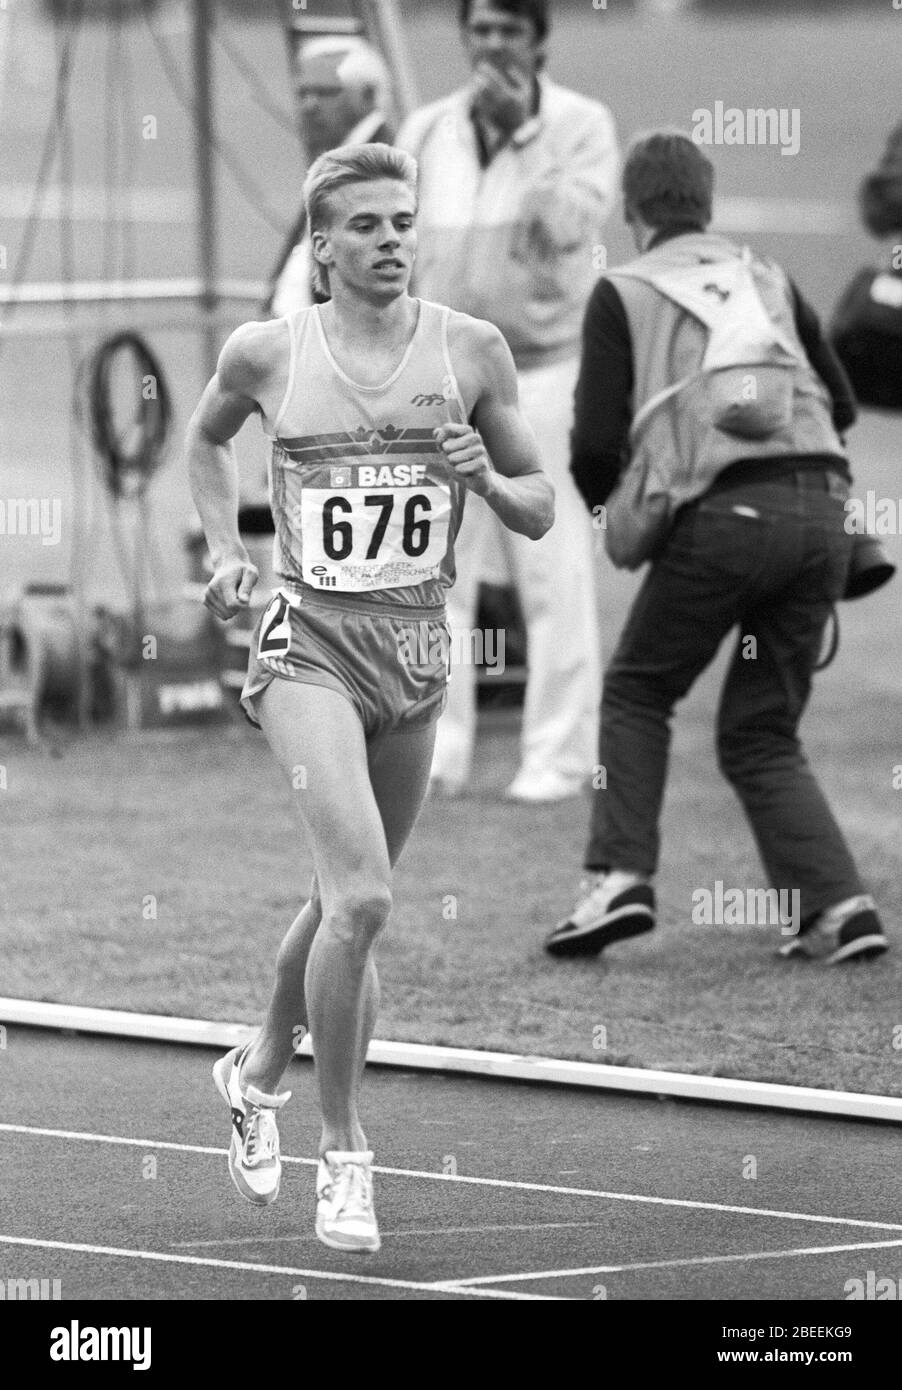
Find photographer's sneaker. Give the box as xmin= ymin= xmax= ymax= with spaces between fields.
xmin=212 ymin=1045 xmax=290 ymax=1206
xmin=315 ymin=1150 xmax=381 ymax=1253
xmin=545 ymin=873 xmax=656 ymax=958
xmin=778 ymin=896 xmax=888 ymax=965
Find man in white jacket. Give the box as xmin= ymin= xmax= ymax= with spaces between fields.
xmin=396 ymin=0 xmax=619 ymax=801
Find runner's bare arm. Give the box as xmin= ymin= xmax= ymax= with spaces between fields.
xmin=186 ymin=322 xmax=281 ymax=619
xmin=434 ymin=321 xmax=554 ymax=541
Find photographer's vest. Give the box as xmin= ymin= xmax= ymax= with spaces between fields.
xmin=603 ymin=232 xmax=847 ymax=569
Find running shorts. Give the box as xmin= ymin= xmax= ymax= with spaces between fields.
xmin=241 ymin=585 xmax=450 ymax=741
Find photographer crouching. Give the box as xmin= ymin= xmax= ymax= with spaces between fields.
xmin=546 ymin=130 xmax=888 ymax=967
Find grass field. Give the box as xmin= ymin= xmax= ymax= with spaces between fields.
xmin=2 ymin=2 xmax=902 ymax=1096
xmin=2 ymin=653 xmax=901 ymax=1098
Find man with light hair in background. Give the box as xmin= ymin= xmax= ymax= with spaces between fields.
xmin=397 ymin=0 xmax=619 ymax=802
xmin=262 ymin=36 xmax=395 ymax=317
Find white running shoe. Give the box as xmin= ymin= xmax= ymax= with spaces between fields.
xmin=212 ymin=1045 xmax=291 ymax=1207
xmin=315 ymin=1150 xmax=381 ymax=1253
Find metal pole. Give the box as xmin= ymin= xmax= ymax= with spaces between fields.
xmin=191 ymin=0 xmax=219 ymax=384
xmin=356 ymin=0 xmax=419 ymax=122
xmin=0 ymin=1 xmax=12 ymax=140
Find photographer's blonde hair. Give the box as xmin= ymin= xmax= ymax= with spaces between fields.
xmin=304 ymin=143 xmax=418 ymax=298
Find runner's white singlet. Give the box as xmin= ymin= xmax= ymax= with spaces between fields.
xmin=262 ymin=298 xmax=470 ymax=609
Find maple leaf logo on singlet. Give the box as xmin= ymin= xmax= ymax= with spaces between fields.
xmin=352 ymin=425 xmax=375 ymax=444
xmin=379 ymin=424 xmax=402 ymax=441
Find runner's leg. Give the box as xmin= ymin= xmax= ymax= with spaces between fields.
xmin=240 ymin=887 xmax=321 ymax=1093
xmin=348 ymin=721 xmax=436 ymax=1113
xmin=249 ymin=678 xmax=389 ymax=1154
xmin=242 ymin=678 xmax=434 ymax=1153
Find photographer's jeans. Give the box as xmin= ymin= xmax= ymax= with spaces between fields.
xmin=585 ymin=468 xmax=865 ymax=921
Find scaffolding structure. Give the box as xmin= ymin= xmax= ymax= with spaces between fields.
xmin=0 ymin=1 xmax=418 ymax=734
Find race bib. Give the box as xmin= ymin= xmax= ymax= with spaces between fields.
xmin=300 ymin=483 xmax=452 ymax=592
xmin=257 ymin=589 xmax=296 ymax=661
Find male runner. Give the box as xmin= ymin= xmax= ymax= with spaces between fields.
xmin=186 ymin=144 xmax=553 ymax=1253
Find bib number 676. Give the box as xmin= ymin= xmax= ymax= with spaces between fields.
xmin=323 ymin=493 xmax=432 ymax=562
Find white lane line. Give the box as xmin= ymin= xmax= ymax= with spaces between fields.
xmin=172 ymin=1220 xmax=608 ymax=1250
xmin=3 ymin=1123 xmax=901 ymax=1235
xmin=0 ymin=1235 xmax=565 ymax=1301
xmin=440 ymin=1236 xmax=902 ymax=1287
xmin=0 ymin=1124 xmax=226 ymax=1159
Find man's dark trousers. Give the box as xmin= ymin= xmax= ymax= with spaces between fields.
xmin=585 ymin=467 xmax=865 ymax=922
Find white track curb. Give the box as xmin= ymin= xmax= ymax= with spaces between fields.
xmin=2 ymin=997 xmax=900 ymax=1124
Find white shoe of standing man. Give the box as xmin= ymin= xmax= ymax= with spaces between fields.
xmin=505 ymin=768 xmax=587 ymax=803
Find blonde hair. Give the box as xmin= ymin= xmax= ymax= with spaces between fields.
xmin=304 ymin=143 xmax=418 ymax=297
